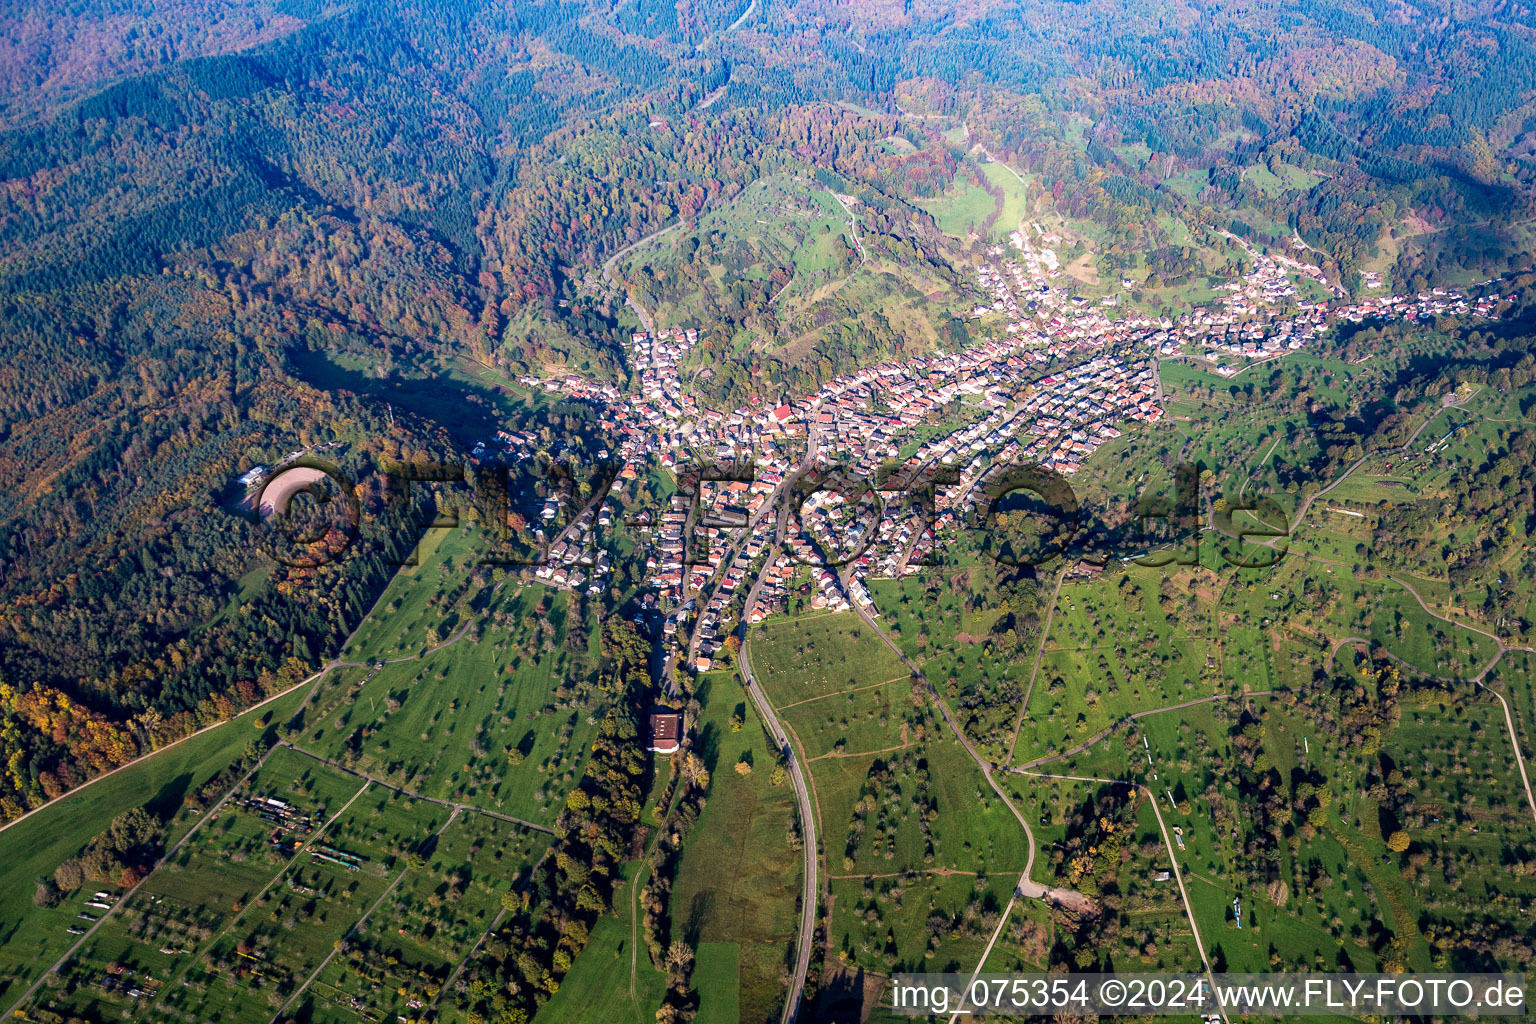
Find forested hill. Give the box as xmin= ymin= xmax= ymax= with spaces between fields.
xmin=3 ymin=0 xmax=1536 ymax=819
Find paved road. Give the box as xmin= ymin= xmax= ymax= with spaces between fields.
xmin=601 ymin=221 xmax=684 ymax=334
xmin=703 ymin=430 xmax=827 ymax=1024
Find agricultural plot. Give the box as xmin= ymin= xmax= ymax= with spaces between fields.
xmin=1381 ymin=694 xmax=1536 ymax=920
xmin=622 ymin=175 xmax=853 ymax=325
xmin=1044 ymin=699 xmax=1406 ymax=974
xmin=1067 ymin=424 xmax=1187 ymax=507
xmin=779 ymin=677 xmax=917 ymax=761
xmin=297 ymin=812 xmax=545 ymax=1024
xmin=750 ymin=611 xmax=1029 ymax=877
xmin=618 ymin=171 xmax=970 ymax=369
xmin=1490 ymin=649 xmax=1536 ymax=768
xmin=338 ymin=525 xmax=494 ymax=661
xmin=21 ymin=746 xmax=369 ymax=1024
xmin=175 ymin=786 xmax=449 ymax=1023
xmin=868 ymin=573 xmax=1000 ymax=660
xmin=827 ymin=870 xmax=1016 ymax=975
xmin=998 ymin=780 xmax=1190 ymax=976
xmin=976 ymin=897 xmax=1054 ymax=976
xmin=746 ymin=612 xmax=908 ymax=709
xmin=1280 ymin=507 xmax=1376 ymax=567
xmin=1009 ymin=776 xmax=1203 ymax=971
xmin=1013 ymin=566 xmax=1222 ymax=765
xmin=1223 ymin=556 xmax=1501 ymax=680
xmin=981 ymin=162 xmax=1031 ymax=237
xmin=301 ymin=586 xmax=596 ymax=826
xmin=1047 ymin=658 xmax=1536 ymax=978
xmin=922 ymin=644 xmax=1027 ymax=762
xmin=811 ymin=737 xmax=1028 ymax=876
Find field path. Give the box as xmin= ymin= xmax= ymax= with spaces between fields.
xmin=135 ymin=776 xmax=377 ymax=1014
xmin=842 ymin=595 xmax=1097 ymax=923
xmin=1475 ymin=680 xmax=1536 ymax=827
xmin=1016 ymin=768 xmax=1230 ymax=1024
xmin=724 ymin=0 xmax=757 ymax=33
xmin=828 ymin=189 xmax=869 ymax=267
xmin=282 ymin=741 xmax=556 ymax=834
xmin=0 ymin=539 xmax=487 ymax=842
xmin=1006 ymin=566 xmax=1066 ymax=763
xmin=1013 ymin=690 xmax=1278 ymax=771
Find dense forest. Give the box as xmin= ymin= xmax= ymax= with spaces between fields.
xmin=5 ymin=0 xmax=1536 ymax=819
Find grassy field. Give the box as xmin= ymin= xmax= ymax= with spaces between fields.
xmin=746 ymin=612 xmax=908 ymax=708
xmin=670 ymin=671 xmax=801 ymax=1024
xmin=1036 ymin=697 xmax=1406 ymax=975
xmin=982 ymin=162 xmax=1031 ymax=237
xmin=618 ymin=172 xmax=968 ymax=368
xmin=1215 ymin=555 xmax=1501 ymax=681
xmin=691 ymin=942 xmax=742 ymax=1024
xmin=338 ymin=525 xmax=487 ymax=660
xmin=1011 ymin=565 xmax=1223 ymax=765
xmin=299 ymin=811 xmax=545 ymax=1023
xmin=748 ymin=610 xmax=1030 ymax=886
xmin=868 ymin=574 xmax=1001 ymax=660
xmin=916 ymin=163 xmax=1002 ymax=239
xmin=827 ymin=870 xmax=1015 ymax=974
xmin=4 ymin=517 xmax=620 ymax=1023
xmin=530 ymin=862 xmax=665 ymax=1024
xmin=301 ymin=587 xmax=595 ymax=826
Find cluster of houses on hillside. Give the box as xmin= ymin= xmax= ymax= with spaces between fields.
xmin=969 ymin=225 xmax=1497 ymax=379
xmin=605 ymin=332 xmax=1167 ymax=670
xmin=484 ymin=238 xmax=1505 ymax=671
